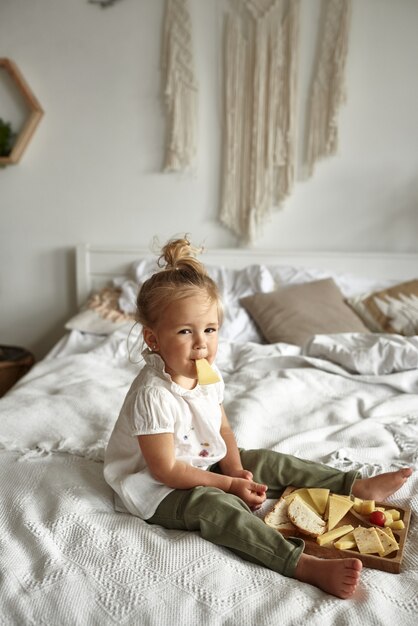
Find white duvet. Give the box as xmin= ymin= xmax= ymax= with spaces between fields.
xmin=1 ymin=330 xmax=418 ymax=625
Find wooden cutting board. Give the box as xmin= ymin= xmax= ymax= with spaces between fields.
xmin=268 ymin=487 xmax=411 ymax=574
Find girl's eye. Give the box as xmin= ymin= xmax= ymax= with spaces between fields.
xmin=205 ymin=327 xmax=217 ymax=334
xmin=178 ymin=329 xmax=192 ymax=334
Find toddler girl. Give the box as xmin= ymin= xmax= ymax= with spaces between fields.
xmin=104 ymin=237 xmax=412 ymax=599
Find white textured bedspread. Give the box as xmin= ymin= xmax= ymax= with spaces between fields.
xmin=0 ymin=331 xmax=417 ymax=625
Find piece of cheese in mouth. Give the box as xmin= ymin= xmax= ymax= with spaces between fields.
xmin=195 ymin=358 xmax=220 ymax=385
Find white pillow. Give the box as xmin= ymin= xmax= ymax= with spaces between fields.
xmin=131 ymin=256 xmax=160 ymax=284
xmin=64 ymin=259 xmax=153 ymax=336
xmin=65 ymin=309 xmax=132 ymax=335
xmin=268 ymin=264 xmax=395 ymax=298
xmin=128 ymin=258 xmax=276 ymax=343
xmin=206 ymin=264 xmax=275 ymax=342
xmin=65 ymin=286 xmax=135 ymax=336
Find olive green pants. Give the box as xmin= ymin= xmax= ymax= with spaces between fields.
xmin=146 ymin=449 xmax=359 ymax=577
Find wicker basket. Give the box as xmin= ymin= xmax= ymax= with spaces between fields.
xmin=0 ymin=345 xmax=35 ymax=397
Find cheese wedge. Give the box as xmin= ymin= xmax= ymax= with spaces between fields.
xmin=195 ymin=359 xmax=220 ymax=385
xmin=353 ymin=527 xmax=384 ymax=555
xmin=317 ymin=524 xmax=354 ymax=546
xmin=334 ymin=532 xmax=357 ymax=551
xmin=283 ymin=488 xmax=317 ymax=512
xmin=327 ymin=494 xmax=353 ymax=531
xmin=330 ymin=494 xmax=352 ymax=502
xmin=322 ymin=493 xmax=350 ymax=520
xmin=382 ymin=526 xmax=397 ymax=541
xmin=375 ymin=526 xmax=399 ymax=557
xmin=307 ymin=488 xmax=329 ymax=515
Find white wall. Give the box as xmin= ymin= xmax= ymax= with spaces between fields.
xmin=1 ymin=0 xmax=418 ymax=358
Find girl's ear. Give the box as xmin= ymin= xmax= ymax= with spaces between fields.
xmin=143 ymin=327 xmax=159 ymax=351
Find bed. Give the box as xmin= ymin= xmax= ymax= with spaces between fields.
xmin=1 ymin=243 xmax=418 ymax=625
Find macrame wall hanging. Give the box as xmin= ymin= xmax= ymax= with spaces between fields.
xmin=220 ymin=0 xmax=300 ymax=243
xmin=219 ymin=0 xmax=352 ymax=242
xmin=162 ymin=0 xmax=198 ymax=172
xmin=306 ymin=0 xmax=352 ymax=177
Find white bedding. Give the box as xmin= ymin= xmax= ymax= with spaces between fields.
xmin=1 ymin=328 xmax=418 ymax=625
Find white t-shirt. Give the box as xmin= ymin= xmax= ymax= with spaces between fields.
xmin=103 ymin=349 xmax=226 ymax=519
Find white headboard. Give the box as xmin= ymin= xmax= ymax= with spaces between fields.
xmin=76 ymin=243 xmax=418 ymax=308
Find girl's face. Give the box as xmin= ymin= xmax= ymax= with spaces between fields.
xmin=145 ymin=291 xmax=220 ymax=390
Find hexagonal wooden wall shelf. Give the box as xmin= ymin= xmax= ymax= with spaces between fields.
xmin=0 ymin=58 xmax=44 ymax=165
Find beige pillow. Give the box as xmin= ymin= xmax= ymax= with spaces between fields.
xmin=240 ymin=278 xmax=369 ymax=345
xmin=65 ymin=287 xmax=135 ymax=335
xmin=347 ymin=280 xmax=418 ymax=335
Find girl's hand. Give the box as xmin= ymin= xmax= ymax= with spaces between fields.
xmin=229 ymin=477 xmax=267 ymax=510
xmin=228 ymin=468 xmax=253 ymax=481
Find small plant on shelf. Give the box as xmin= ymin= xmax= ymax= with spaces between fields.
xmin=0 ymin=118 xmax=16 ymax=157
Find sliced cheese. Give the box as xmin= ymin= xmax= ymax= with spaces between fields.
xmin=338 ymin=530 xmax=356 ymax=542
xmin=353 ymin=526 xmax=384 ymax=555
xmin=375 ymin=526 xmax=399 ymax=557
xmin=317 ymin=524 xmax=354 ymax=546
xmin=307 ymin=488 xmax=329 ymax=515
xmin=324 ymin=496 xmax=330 ymax=521
xmin=331 ymin=494 xmax=352 ymax=502
xmin=195 ymin=358 xmax=220 ymax=385
xmin=283 ymin=489 xmax=317 ymax=513
xmin=334 ymin=532 xmax=357 ymax=551
xmin=327 ymin=494 xmax=353 ymax=531
xmin=382 ymin=526 xmax=397 ymax=541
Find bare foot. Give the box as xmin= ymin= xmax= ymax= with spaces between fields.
xmin=352 ymin=468 xmax=413 ymax=501
xmin=294 ymin=554 xmax=362 ymax=599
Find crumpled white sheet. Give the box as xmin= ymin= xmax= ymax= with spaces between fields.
xmin=1 ymin=331 xmax=418 ymax=625
xmin=1 ymin=332 xmax=418 ymax=467
xmin=304 ymin=333 xmax=418 ymax=375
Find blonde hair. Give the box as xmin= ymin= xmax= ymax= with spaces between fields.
xmin=136 ymin=237 xmax=223 ymax=329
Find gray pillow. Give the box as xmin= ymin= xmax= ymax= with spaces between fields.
xmin=240 ymin=278 xmax=369 ymax=345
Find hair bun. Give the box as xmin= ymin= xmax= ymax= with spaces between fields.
xmin=136 ymin=235 xmax=223 ymax=329
xmin=159 ymin=237 xmax=205 ymax=274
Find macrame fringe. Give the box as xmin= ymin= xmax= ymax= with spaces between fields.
xmin=306 ymin=0 xmax=352 ymax=176
xmin=162 ymin=0 xmax=198 ymax=172
xmin=220 ymin=0 xmax=300 ymax=243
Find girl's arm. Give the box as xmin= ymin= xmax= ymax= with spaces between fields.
xmin=218 ymin=405 xmax=252 ymax=480
xmin=138 ymin=430 xmax=266 ymax=509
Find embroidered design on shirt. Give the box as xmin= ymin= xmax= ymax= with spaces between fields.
xmin=182 ymin=426 xmax=195 ymax=441
xmin=199 ymin=442 xmax=210 ymax=457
